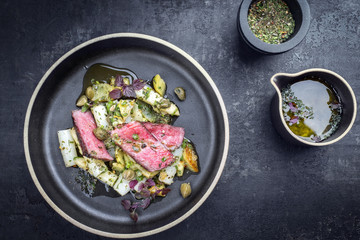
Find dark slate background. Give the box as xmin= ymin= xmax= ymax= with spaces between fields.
xmin=1 ymin=0 xmax=360 ymax=239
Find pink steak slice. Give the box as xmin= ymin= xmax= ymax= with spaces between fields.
xmin=72 ymin=110 xmax=113 ymax=161
xmin=142 ymin=122 xmax=184 ymax=150
xmin=111 ymin=121 xmax=174 ymax=172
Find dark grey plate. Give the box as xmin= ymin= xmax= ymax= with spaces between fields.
xmin=24 ymin=33 xmax=229 ymax=238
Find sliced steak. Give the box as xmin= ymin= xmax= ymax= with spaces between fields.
xmin=111 ymin=121 xmax=174 ymax=172
xmin=72 ymin=110 xmax=113 ymax=161
xmin=142 ymin=122 xmax=185 ymax=150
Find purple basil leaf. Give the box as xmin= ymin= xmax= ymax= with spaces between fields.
xmin=140 ymin=198 xmax=151 ymax=209
xmin=130 ymin=210 xmax=138 ymax=223
xmin=288 ymin=102 xmax=297 ymax=112
xmin=121 ymin=199 xmax=132 ymax=210
xmin=150 ymin=192 xmax=156 ymax=199
xmin=122 ymin=85 xmax=136 ymax=98
xmin=145 ymin=178 xmax=155 ymax=187
xmin=132 ymin=79 xmax=146 ymax=90
xmin=115 ymin=75 xmax=125 ymax=87
xmin=137 ymin=182 xmax=145 ymax=191
xmin=131 ymin=201 xmax=141 ymax=210
xmin=289 ymin=116 xmax=299 ymax=124
xmin=140 ymin=188 xmax=151 ymax=198
xmin=109 ymin=88 xmax=122 ymax=99
xmin=129 ymin=180 xmax=138 ymax=189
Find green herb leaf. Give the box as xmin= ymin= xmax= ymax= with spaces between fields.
xmin=81 ymin=103 xmax=90 ymax=112
xmin=132 ymin=134 xmax=139 ymax=140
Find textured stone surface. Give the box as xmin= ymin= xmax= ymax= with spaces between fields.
xmin=1 ymin=0 xmax=360 ymax=239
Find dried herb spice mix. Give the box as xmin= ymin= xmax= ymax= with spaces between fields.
xmin=248 ymin=0 xmax=295 ymax=44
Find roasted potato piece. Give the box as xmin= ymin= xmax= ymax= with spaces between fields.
xmin=74 ymin=157 xmax=87 ymax=170
xmin=123 ymin=153 xmax=159 ymax=178
xmin=97 ymin=170 xmax=118 ymax=187
xmin=152 ymin=74 xmax=166 ymax=97
xmin=176 ymin=159 xmax=185 ymax=176
xmin=158 ymin=165 xmax=176 ymax=185
xmin=117 ymin=99 xmax=135 ymax=123
xmin=111 ymin=162 xmax=125 ymax=174
xmin=182 ymin=142 xmax=199 ymax=172
xmin=135 ymin=85 xmax=179 ymax=116
xmin=115 ymin=147 xmax=125 ymax=165
xmin=85 ymin=157 xmax=108 ymax=177
xmin=149 ymin=184 xmax=167 ymax=197
xmin=92 ymin=83 xmax=113 ymax=102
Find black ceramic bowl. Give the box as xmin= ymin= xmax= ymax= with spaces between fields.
xmin=237 ymin=0 xmax=311 ymax=54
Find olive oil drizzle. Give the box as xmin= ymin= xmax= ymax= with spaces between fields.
xmin=281 ymin=77 xmax=342 ymax=143
xmin=78 ymin=63 xmax=138 ymax=102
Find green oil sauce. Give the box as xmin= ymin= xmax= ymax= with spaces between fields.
xmin=281 ymin=78 xmax=342 ymax=143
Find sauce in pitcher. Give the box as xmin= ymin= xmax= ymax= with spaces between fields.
xmin=281 ymin=77 xmax=342 ymax=143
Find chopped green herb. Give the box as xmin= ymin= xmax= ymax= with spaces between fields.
xmin=172 ymin=109 xmax=178 ymax=115
xmin=132 ymin=134 xmax=139 ymax=140
xmin=106 ymin=100 xmax=113 ymax=113
xmin=181 ymin=139 xmax=189 ymax=149
xmin=144 ymin=89 xmax=151 ymax=99
xmin=248 ymin=0 xmax=295 ymax=44
xmin=81 ymin=103 xmax=90 ymax=112
xmin=136 ymin=175 xmax=144 ymax=181
xmin=126 ymin=161 xmax=133 ymax=169
xmin=114 ymin=110 xmax=121 ymax=117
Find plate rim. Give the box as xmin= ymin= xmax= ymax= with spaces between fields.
xmin=23 ymin=32 xmax=229 ymax=238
